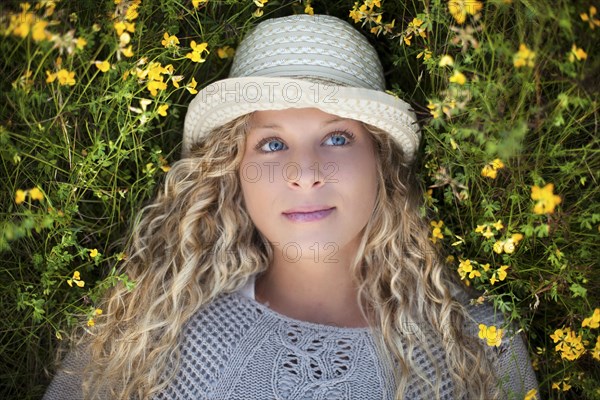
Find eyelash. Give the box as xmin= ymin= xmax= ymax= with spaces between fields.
xmin=253 ymin=130 xmax=356 ymax=153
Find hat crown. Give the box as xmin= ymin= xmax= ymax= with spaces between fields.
xmin=229 ymin=14 xmax=385 ymax=90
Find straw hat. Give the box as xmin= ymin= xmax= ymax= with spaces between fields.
xmin=183 ymin=14 xmax=420 ymax=160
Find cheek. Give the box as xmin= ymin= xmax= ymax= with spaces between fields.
xmin=239 ymin=162 xmax=273 ymax=218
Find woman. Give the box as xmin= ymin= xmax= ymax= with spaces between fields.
xmin=44 ymin=14 xmax=538 ymax=400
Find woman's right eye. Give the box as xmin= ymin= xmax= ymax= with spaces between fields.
xmin=254 ymin=137 xmax=287 ymax=153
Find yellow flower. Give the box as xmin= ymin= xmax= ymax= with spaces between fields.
xmin=15 ymin=189 xmax=27 ymax=204
xmin=94 ymin=60 xmax=111 ymax=73
xmin=146 ymin=62 xmax=168 ymax=81
xmin=550 ymin=327 xmax=586 ymax=361
xmin=430 ymin=220 xmax=444 ymax=243
xmin=478 ymin=324 xmax=503 ymax=347
xmin=29 ymin=187 xmax=44 ymax=201
xmin=482 ymin=226 xmax=494 ymax=239
xmin=551 ymin=381 xmax=572 ymax=392
xmin=125 ymin=4 xmax=139 ymax=20
xmin=46 ymin=69 xmax=76 ymax=86
xmin=489 ymin=265 xmax=509 ymax=285
xmin=9 ymin=5 xmax=36 ymax=38
xmin=427 ymin=102 xmax=441 ymax=119
xmin=449 ymin=70 xmax=467 ymax=85
xmin=119 ymin=32 xmax=131 ymax=46
xmin=161 ymin=32 xmax=180 ymax=48
xmin=592 ymin=336 xmax=600 ymax=361
xmin=171 ymin=75 xmax=184 ymax=88
xmin=457 ymin=259 xmax=473 ymax=280
xmin=511 ymin=233 xmax=523 ymax=243
xmin=582 ymin=308 xmax=600 ymax=329
xmin=439 ymin=55 xmax=454 ymax=67
xmin=217 ymin=46 xmax=235 ymax=59
xmin=481 ymin=164 xmax=498 ymax=179
xmin=468 ymin=269 xmax=481 ymax=279
xmin=121 ymin=45 xmax=134 ymax=58
xmin=158 ymin=156 xmax=171 ymax=172
xmin=493 ymin=240 xmax=504 ymax=254
xmin=550 ymin=328 xmax=563 ymax=342
xmin=304 ymin=1 xmax=314 ymax=15
xmin=481 ymin=159 xmax=504 ymax=179
xmin=531 ymin=183 xmax=561 ymax=214
xmin=448 ymin=0 xmax=483 ymax=25
xmin=95 ymin=308 xmax=103 ymax=315
xmin=481 ymin=263 xmax=490 ymax=272
xmin=475 ymin=224 xmax=486 ymax=234
xmin=492 ymin=220 xmax=504 ymax=230
xmin=186 ymin=77 xmax=199 ymax=94
xmin=568 ymin=44 xmax=587 ymax=62
xmin=157 ymin=104 xmax=169 ymax=117
xmin=580 ymin=6 xmax=600 ymax=29
xmin=513 ymin=43 xmax=536 ymax=68
xmin=383 ymin=19 xmax=396 ymax=35
xmin=114 ymin=21 xmax=127 ymax=36
xmin=497 ymin=265 xmax=509 ymax=281
xmin=89 ymin=248 xmax=99 ymax=258
xmin=87 ymin=318 xmax=95 ymax=327
xmin=192 ymin=0 xmax=209 ymax=8
xmin=523 ymin=389 xmax=537 ymax=400
xmin=185 ymin=41 xmax=209 ymax=63
xmin=349 ymin=5 xmax=362 ymax=23
xmin=417 ymin=48 xmax=432 ymax=60
xmin=491 ymin=159 xmax=505 ymax=169
xmin=76 ymin=37 xmax=87 ymax=50
xmin=67 ymin=271 xmax=85 ymax=288
xmin=32 ymin=20 xmax=50 ymax=42
xmin=57 ymin=69 xmax=76 ymax=85
xmin=147 ymin=80 xmax=167 ymax=97
xmin=502 ymin=239 xmax=517 ymax=254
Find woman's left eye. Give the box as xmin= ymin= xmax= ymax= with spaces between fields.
xmin=324 ymin=130 xmax=355 ymax=146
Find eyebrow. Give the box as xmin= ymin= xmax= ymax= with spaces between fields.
xmin=249 ymin=117 xmax=349 ymax=132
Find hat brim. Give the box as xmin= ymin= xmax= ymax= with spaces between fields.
xmin=183 ymin=76 xmax=420 ymax=160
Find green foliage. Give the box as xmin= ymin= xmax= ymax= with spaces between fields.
xmin=1 ymin=0 xmax=598 ymax=399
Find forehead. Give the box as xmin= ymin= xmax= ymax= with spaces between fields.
xmin=247 ymin=108 xmax=362 ymax=131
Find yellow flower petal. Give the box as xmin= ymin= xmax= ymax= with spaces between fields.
xmin=449 ymin=71 xmax=467 ymax=85
xmin=157 ymin=104 xmax=169 ymax=117
xmin=15 ymin=189 xmax=27 ymax=204
xmin=95 ymin=60 xmax=111 ymax=73
xmin=29 ymin=187 xmax=44 ymax=201
xmin=439 ymin=55 xmax=454 ymax=67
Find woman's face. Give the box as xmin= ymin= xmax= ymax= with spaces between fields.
xmin=238 ymin=107 xmax=378 ymax=259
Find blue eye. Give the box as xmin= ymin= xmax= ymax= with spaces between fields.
xmin=254 ymin=137 xmax=286 ymax=153
xmin=324 ymin=132 xmax=353 ymax=146
xmin=254 ymin=130 xmax=355 ymax=153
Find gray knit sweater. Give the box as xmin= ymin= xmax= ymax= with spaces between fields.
xmin=43 ymin=275 xmax=539 ymax=399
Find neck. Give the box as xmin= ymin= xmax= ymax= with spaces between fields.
xmin=255 ymin=239 xmax=370 ymax=328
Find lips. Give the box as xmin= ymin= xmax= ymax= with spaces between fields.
xmin=282 ymin=206 xmax=335 ymax=214
xmin=282 ymin=207 xmax=336 ymax=222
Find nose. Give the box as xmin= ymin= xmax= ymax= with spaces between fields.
xmin=285 ymin=153 xmax=328 ymax=190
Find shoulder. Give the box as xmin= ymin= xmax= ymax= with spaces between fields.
xmin=182 ymin=291 xmax=264 ymax=342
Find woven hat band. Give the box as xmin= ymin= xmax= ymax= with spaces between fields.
xmin=229 ymin=15 xmax=385 ymax=91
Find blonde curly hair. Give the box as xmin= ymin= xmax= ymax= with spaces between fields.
xmin=71 ymin=112 xmax=499 ymax=399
